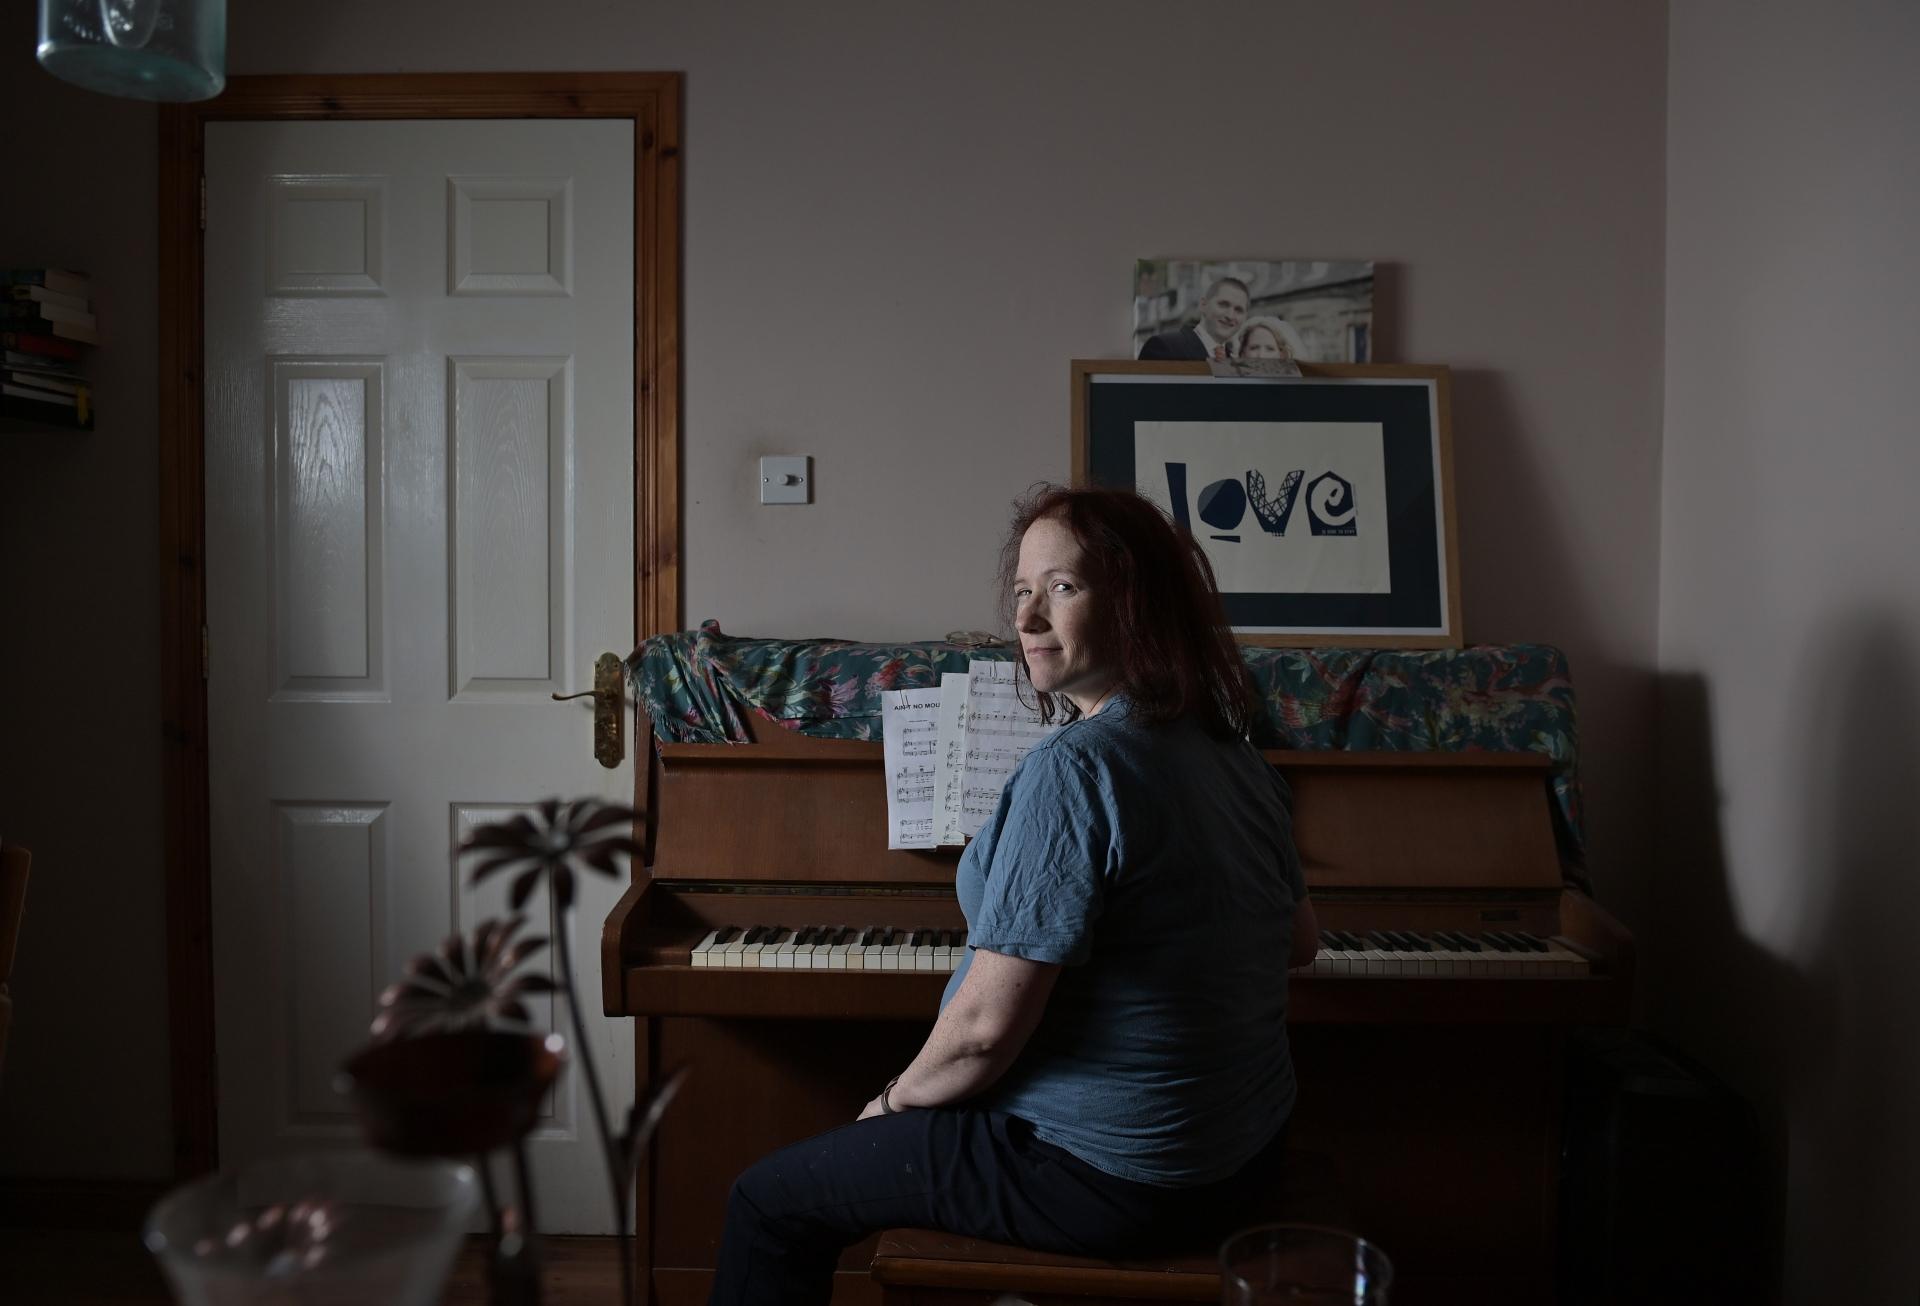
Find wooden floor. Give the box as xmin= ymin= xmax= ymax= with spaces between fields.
xmin=0 ymin=1230 xmax=623 ymax=1305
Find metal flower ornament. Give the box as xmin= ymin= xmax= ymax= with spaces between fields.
xmin=344 ymin=797 xmax=679 ymax=1306
xmin=371 ymin=915 xmax=556 ymax=1040
xmin=463 ymin=797 xmax=646 ymax=914
xmin=459 ymin=798 xmax=663 ymax=1306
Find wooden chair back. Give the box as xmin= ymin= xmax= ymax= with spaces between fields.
xmin=0 ymin=841 xmax=31 ymax=1082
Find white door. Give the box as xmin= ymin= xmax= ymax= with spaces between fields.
xmin=205 ymin=118 xmax=636 ymax=1232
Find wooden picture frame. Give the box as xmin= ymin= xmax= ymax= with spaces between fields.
xmin=1071 ymin=360 xmax=1461 ymax=648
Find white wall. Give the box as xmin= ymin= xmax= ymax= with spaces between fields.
xmin=1659 ymin=1 xmax=1920 ymax=1296
xmin=2 ymin=0 xmax=1670 ymax=1188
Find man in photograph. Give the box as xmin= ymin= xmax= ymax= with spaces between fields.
xmin=1139 ymin=276 xmax=1250 ymax=360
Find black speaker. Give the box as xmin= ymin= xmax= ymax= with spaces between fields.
xmin=1557 ymin=1028 xmax=1769 ymax=1304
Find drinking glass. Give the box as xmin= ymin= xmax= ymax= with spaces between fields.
xmin=143 ymin=1150 xmax=477 ymax=1306
xmin=1219 ymin=1224 xmax=1393 ymax=1305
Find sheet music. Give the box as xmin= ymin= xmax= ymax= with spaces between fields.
xmin=881 ymin=686 xmax=943 ymax=849
xmin=958 ymin=659 xmax=1056 ymax=839
xmin=931 ymin=672 xmax=971 ymax=847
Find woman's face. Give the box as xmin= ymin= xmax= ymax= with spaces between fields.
xmin=1014 ymin=514 xmax=1120 ymax=716
xmin=1242 ymin=325 xmax=1286 ymax=360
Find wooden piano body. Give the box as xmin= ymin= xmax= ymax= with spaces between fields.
xmin=605 ymin=716 xmax=1634 ymax=1305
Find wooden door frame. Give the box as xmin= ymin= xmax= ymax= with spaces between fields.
xmin=158 ymin=73 xmax=682 ymax=1179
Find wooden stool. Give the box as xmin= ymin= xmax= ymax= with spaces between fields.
xmin=869 ymin=1150 xmax=1350 ymax=1305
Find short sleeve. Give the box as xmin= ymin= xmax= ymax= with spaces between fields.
xmin=1267 ymin=757 xmax=1308 ymax=901
xmin=969 ymin=743 xmax=1114 ymax=967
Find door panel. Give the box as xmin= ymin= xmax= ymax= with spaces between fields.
xmin=206 ymin=118 xmax=635 ymax=1231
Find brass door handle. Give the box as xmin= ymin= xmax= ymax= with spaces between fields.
xmin=551 ymin=651 xmax=625 ymax=768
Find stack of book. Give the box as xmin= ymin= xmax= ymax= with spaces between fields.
xmin=3 ymin=268 xmax=94 ymax=429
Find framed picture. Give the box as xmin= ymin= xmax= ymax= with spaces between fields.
xmin=1071 ymin=360 xmax=1461 ymax=648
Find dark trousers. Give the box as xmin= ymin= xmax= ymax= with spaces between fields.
xmin=710 ymin=1107 xmax=1287 ymax=1306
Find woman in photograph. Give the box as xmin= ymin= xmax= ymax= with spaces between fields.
xmin=709 ymin=485 xmax=1320 ymax=1306
xmin=1230 ymin=315 xmax=1307 ymax=362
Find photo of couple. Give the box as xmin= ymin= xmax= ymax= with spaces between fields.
xmin=1132 ymin=260 xmax=1375 ymax=365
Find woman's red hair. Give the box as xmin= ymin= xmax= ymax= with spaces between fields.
xmin=997 ymin=484 xmax=1256 ymax=738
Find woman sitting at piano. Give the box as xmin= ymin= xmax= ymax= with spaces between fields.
xmin=711 ymin=485 xmax=1320 ymax=1306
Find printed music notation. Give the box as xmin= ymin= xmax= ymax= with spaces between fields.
xmin=957 ymin=659 xmax=1056 ymax=839
xmin=931 ymin=672 xmax=971 ymax=846
xmin=894 ymin=764 xmax=935 ymax=804
xmin=881 ymin=662 xmax=1058 ymax=849
xmin=881 ymin=687 xmax=944 ymax=849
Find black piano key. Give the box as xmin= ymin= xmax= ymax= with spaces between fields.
xmin=859 ymin=926 xmax=882 ymax=947
xmin=1483 ymin=932 xmax=1516 ymax=951
xmin=837 ymin=927 xmax=858 ymax=946
xmin=1517 ymin=932 xmax=1551 ymax=952
xmin=1444 ymin=930 xmax=1481 ymax=951
xmin=742 ymin=925 xmax=770 ymax=945
xmin=1336 ymin=931 xmax=1366 ymax=951
xmin=711 ymin=925 xmax=740 ymax=946
xmin=1365 ymin=930 xmax=1398 ymax=952
xmin=1406 ymin=932 xmax=1433 ymax=952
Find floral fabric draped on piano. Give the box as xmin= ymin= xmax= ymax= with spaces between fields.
xmin=627 ymin=620 xmax=1587 ymax=878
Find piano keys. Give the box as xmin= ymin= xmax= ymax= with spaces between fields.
xmin=686 ymin=921 xmax=1591 ymax=976
xmin=1309 ymin=929 xmax=1591 ymax=977
xmin=690 ymin=925 xmax=970 ymax=971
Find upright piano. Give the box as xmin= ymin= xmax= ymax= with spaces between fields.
xmin=605 ymin=647 xmax=1633 ymax=1306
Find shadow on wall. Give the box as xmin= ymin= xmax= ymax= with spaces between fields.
xmin=1653 ymin=672 xmax=1796 ymax=1301
xmin=1655 ymin=615 xmax=1920 ymax=1301
xmin=1450 ymin=367 xmax=1660 ymax=942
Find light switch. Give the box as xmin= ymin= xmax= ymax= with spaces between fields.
xmin=759 ymin=455 xmax=811 ymax=505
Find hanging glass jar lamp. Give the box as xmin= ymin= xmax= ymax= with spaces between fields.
xmin=37 ymin=0 xmax=226 ymax=102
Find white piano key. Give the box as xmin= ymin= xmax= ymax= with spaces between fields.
xmin=1363 ymin=935 xmax=1400 ymax=976
xmin=690 ymin=928 xmax=723 ymax=968
xmin=740 ymin=927 xmax=780 ymax=969
xmin=1545 ymin=937 xmax=1592 ymax=976
xmin=769 ymin=927 xmax=800 ymax=970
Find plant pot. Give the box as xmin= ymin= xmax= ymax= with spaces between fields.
xmin=340 ymin=1029 xmax=565 ymax=1157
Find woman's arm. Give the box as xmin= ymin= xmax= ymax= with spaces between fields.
xmin=858 ymin=948 xmax=1061 ymax=1119
xmin=1290 ymin=894 xmax=1319 ymax=969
